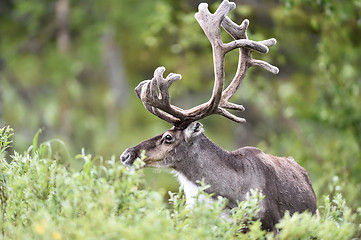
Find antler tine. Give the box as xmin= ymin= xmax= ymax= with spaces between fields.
xmin=222 ymin=17 xmax=248 ymax=39
xmin=219 ymin=14 xmax=279 ymax=119
xmin=144 ymin=104 xmax=180 ymax=125
xmin=135 ymin=66 xmax=185 ymax=125
xmin=135 ymin=0 xmax=240 ymax=128
xmin=135 ymin=0 xmax=279 ymax=128
xmin=181 ymin=0 xmax=240 ymax=121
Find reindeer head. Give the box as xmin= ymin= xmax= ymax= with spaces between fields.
xmin=121 ymin=122 xmax=204 ymax=168
xmin=121 ymin=0 xmax=278 ymax=168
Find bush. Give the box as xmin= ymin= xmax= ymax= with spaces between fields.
xmin=0 ymin=127 xmax=360 ymax=239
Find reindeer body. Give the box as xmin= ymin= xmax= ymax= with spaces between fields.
xmin=122 ymin=123 xmax=317 ymax=230
xmin=121 ymin=0 xmax=317 ymax=231
xmin=177 ymin=135 xmax=316 ymax=230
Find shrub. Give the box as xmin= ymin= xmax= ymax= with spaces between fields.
xmin=0 ymin=127 xmax=360 ymax=239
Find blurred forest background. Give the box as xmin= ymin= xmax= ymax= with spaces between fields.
xmin=0 ymin=0 xmax=360 ymax=211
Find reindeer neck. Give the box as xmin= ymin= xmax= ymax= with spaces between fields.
xmin=174 ymin=133 xmax=231 ymax=184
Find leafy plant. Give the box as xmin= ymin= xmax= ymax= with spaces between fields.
xmin=0 ymin=126 xmax=13 ymax=157
xmin=0 ymin=127 xmax=360 ymax=239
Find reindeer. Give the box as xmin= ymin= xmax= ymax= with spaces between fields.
xmin=121 ymin=0 xmax=317 ymax=231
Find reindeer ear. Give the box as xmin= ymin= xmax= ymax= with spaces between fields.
xmin=184 ymin=122 xmax=204 ymax=143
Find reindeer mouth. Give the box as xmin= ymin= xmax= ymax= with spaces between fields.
xmin=121 ymin=149 xmax=160 ymax=169
xmin=120 ymin=149 xmax=137 ymax=168
xmin=142 ymin=159 xmax=161 ymax=167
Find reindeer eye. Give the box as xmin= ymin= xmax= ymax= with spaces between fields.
xmin=163 ymin=134 xmax=174 ymax=144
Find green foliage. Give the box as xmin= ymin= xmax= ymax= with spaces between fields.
xmin=283 ymin=0 xmax=361 ymax=136
xmin=0 ymin=128 xmax=360 ymax=239
xmin=0 ymin=126 xmax=13 ymax=156
xmin=1 ymin=0 xmax=361 ymax=237
xmin=272 ymin=193 xmax=360 ymax=239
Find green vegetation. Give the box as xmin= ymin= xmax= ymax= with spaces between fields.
xmin=1 ymin=0 xmax=361 ymax=238
xmin=0 ymin=127 xmax=360 ymax=239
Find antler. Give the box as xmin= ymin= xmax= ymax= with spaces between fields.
xmin=135 ymin=0 xmax=279 ymax=129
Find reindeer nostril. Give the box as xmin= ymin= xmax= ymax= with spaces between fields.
xmin=121 ymin=149 xmax=139 ymax=167
xmin=121 ymin=152 xmax=131 ymax=163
